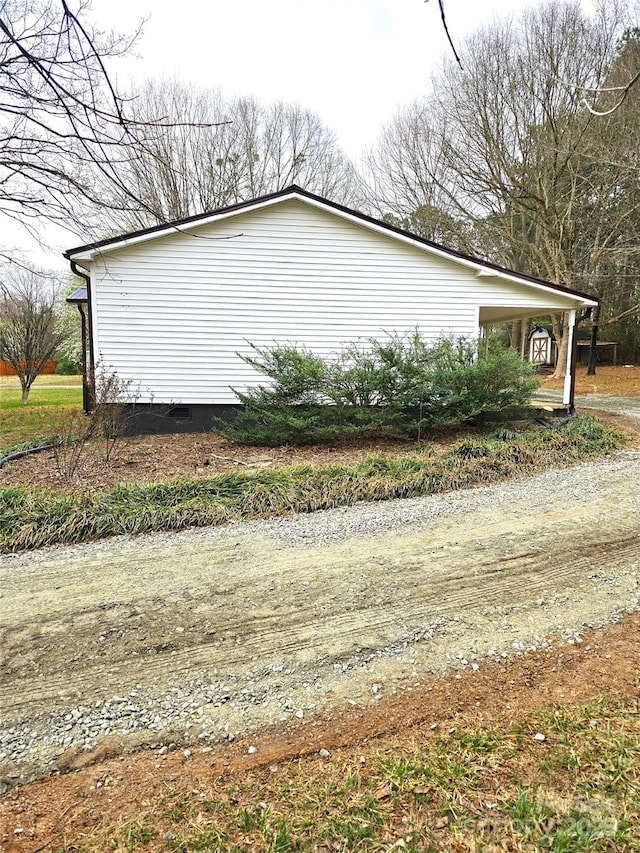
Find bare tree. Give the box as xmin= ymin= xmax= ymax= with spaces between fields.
xmin=362 ymin=101 xmax=472 ymax=250
xmin=0 ymin=0 xmax=147 ymax=234
xmin=0 ymin=0 xmax=228 ymax=246
xmin=0 ymin=265 xmax=66 ymax=402
xmin=578 ymin=24 xmax=640 ymax=115
xmin=96 ymin=81 xmax=360 ymax=232
xmin=364 ymin=0 xmax=640 ymax=373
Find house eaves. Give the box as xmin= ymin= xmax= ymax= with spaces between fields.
xmin=64 ymin=185 xmax=599 ymax=309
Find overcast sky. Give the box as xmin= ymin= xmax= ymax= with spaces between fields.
xmin=91 ymin=0 xmax=548 ymax=160
xmin=6 ymin=0 xmax=596 ymax=270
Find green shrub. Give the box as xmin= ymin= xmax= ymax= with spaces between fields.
xmin=219 ymin=403 xmax=391 ymax=446
xmin=218 ymin=334 xmax=539 ymax=445
xmin=54 ymin=358 xmax=80 ymax=375
xmin=236 ymin=343 xmax=327 ymax=404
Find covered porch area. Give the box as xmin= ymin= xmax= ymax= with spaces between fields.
xmin=478 ymin=304 xmax=587 ymax=412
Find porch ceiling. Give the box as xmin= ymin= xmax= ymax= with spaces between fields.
xmin=479 ymin=306 xmax=561 ymax=324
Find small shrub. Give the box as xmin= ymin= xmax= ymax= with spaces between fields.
xmin=51 ymin=408 xmax=91 ymax=480
xmin=54 ymin=357 xmax=80 ymax=375
xmin=89 ymin=365 xmax=148 ymax=461
xmin=237 ymin=343 xmax=327 ymax=404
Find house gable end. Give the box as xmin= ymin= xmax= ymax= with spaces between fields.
xmin=66 ymin=186 xmax=597 ymax=310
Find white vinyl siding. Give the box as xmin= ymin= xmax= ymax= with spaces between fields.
xmin=88 ymin=199 xmax=587 ymax=404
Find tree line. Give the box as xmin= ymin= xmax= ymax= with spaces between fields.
xmin=1 ymin=0 xmax=639 ymax=393
xmin=364 ymin=2 xmax=640 ymax=372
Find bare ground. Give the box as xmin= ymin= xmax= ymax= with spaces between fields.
xmin=541 ymin=363 xmax=640 ymax=395
xmin=2 ymin=614 xmax=639 ymax=852
xmin=0 ymin=367 xmax=639 ymax=850
xmin=0 ymin=432 xmax=449 ymax=492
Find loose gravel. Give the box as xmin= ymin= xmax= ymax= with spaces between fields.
xmin=1 ymin=447 xmax=639 ymax=790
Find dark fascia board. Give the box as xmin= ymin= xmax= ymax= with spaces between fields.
xmin=63 ymin=184 xmax=599 ymax=306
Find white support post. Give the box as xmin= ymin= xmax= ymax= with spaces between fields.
xmin=563 ymin=309 xmax=576 ymax=407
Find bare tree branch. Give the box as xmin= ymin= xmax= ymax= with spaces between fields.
xmin=426 ymin=0 xmax=463 ymax=69
xmin=581 ymin=302 xmax=640 ymax=327
xmin=94 ymin=81 xmax=360 ymax=233
xmin=0 ymin=0 xmax=227 ymax=238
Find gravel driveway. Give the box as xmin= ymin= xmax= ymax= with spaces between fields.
xmin=535 ymin=389 xmax=640 ymax=417
xmin=1 ymin=445 xmax=640 ymax=788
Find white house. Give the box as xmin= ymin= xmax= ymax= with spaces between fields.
xmin=65 ymin=185 xmax=598 ymax=431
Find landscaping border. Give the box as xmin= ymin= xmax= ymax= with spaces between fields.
xmin=0 ymin=417 xmax=624 ymax=553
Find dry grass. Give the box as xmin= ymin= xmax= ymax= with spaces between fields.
xmin=68 ymin=696 xmax=640 ymax=852
xmin=0 ymin=417 xmax=625 ymax=553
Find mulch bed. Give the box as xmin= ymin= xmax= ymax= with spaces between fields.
xmin=0 ymin=433 xmax=455 ymax=493
xmin=1 ymin=365 xmax=638 ymax=493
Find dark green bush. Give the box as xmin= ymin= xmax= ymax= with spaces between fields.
xmin=217 ymin=334 xmax=540 ymax=445
xmin=237 ymin=344 xmax=327 ymax=404
xmin=54 ymin=357 xmax=80 ymax=375
xmin=219 ymin=403 xmax=391 ymax=446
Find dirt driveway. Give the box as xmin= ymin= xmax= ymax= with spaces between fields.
xmin=2 ymin=446 xmax=639 ymax=786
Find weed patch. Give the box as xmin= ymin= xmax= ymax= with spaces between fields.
xmin=78 ymin=696 xmax=639 ymax=852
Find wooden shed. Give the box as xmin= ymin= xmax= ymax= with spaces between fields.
xmin=529 ymin=326 xmax=556 ymax=365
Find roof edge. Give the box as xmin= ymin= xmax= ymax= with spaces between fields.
xmin=63 ymin=185 xmax=310 ymax=259
xmin=63 ymin=184 xmax=599 ymax=307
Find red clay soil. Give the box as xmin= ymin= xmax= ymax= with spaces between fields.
xmin=1 ymin=613 xmax=639 ymax=852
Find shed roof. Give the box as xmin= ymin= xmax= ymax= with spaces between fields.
xmin=66 ymin=285 xmax=87 ymax=303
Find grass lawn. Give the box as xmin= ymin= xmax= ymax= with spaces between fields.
xmin=0 ymin=373 xmax=83 ymax=389
xmin=0 ymin=376 xmax=83 ymax=452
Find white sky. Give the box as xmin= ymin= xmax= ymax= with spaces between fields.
xmin=94 ymin=0 xmax=538 ymax=160
xmin=4 ymin=0 xmax=596 ymax=271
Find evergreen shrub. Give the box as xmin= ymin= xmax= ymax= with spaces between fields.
xmin=217 ymin=334 xmax=540 ymax=445
xmin=54 ymin=357 xmax=80 ymax=375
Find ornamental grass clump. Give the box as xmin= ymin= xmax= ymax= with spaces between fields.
xmin=0 ymin=417 xmax=625 ymax=552
xmin=216 ymin=333 xmax=540 ymax=445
